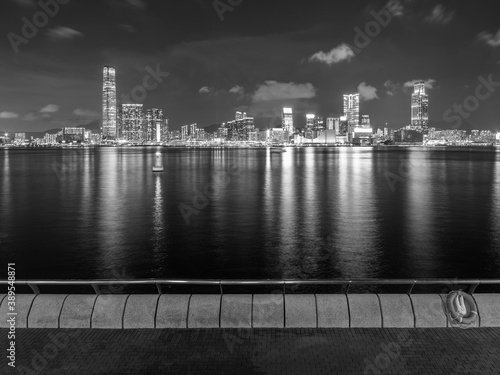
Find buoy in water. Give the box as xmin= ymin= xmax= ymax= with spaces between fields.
xmin=152 ymin=151 xmax=164 ymax=172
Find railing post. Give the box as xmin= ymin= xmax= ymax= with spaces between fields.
xmin=28 ymin=283 xmax=40 ymax=295
xmin=156 ymin=283 xmax=162 ymax=295
xmin=91 ymin=284 xmax=101 ymax=295
xmin=219 ymin=281 xmax=223 ymax=295
xmin=407 ymin=281 xmax=416 ymax=295
xmin=468 ymin=283 xmax=480 ymax=295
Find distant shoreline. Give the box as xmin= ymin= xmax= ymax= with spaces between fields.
xmin=1 ymin=144 xmax=498 ymax=152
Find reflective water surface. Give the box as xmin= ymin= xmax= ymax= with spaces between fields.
xmin=1 ymin=147 xmax=499 ymax=280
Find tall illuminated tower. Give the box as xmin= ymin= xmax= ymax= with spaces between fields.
xmin=411 ymin=81 xmax=429 ymax=134
xmin=343 ymin=93 xmax=360 ymax=128
xmin=102 ymin=66 xmax=117 ymax=140
xmin=282 ymin=108 xmax=293 ymax=133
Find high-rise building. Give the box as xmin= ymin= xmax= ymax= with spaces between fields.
xmin=306 ymin=114 xmax=315 ymax=130
xmin=146 ymin=109 xmax=166 ymax=143
xmin=119 ymin=104 xmax=145 ymax=142
xmin=343 ymin=93 xmax=360 ymax=128
xmin=326 ymin=118 xmax=341 ymax=133
xmin=62 ymin=127 xmax=85 ymax=143
xmin=235 ymin=111 xmax=247 ymax=121
xmin=411 ymin=81 xmax=429 ymax=134
xmin=282 ymin=108 xmax=294 ymax=134
xmin=361 ymin=115 xmax=370 ymax=127
xmin=102 ymin=66 xmax=117 ymax=140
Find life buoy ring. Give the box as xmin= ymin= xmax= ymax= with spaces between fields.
xmin=445 ymin=290 xmax=478 ymax=327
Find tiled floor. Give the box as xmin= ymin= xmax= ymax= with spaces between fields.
xmin=3 ymin=328 xmax=500 ymax=374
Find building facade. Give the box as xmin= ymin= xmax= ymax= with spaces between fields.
xmin=343 ymin=93 xmax=360 ymax=128
xmin=119 ymin=104 xmax=145 ymax=142
xmin=411 ymin=81 xmax=429 ymax=134
xmin=101 ymin=66 xmax=117 ymax=140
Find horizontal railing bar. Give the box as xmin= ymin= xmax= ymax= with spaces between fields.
xmin=0 ymin=278 xmax=497 ymax=286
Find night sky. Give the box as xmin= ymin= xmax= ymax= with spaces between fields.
xmin=1 ymin=0 xmax=499 ymax=132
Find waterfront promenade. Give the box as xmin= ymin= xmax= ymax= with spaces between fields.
xmin=6 ymin=327 xmax=500 ymax=374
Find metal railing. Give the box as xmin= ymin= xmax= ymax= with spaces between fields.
xmin=2 ymin=278 xmax=500 ymax=295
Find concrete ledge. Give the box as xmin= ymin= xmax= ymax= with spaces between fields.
xmin=253 ymin=294 xmax=284 ymax=328
xmin=156 ymin=294 xmax=190 ymax=328
xmin=0 ymin=294 xmax=36 ymax=328
xmin=285 ymin=295 xmax=317 ymax=328
xmin=410 ymin=294 xmax=447 ymax=328
xmin=221 ymin=294 xmax=252 ymax=328
xmin=60 ymin=295 xmax=97 ymax=329
xmin=316 ymin=294 xmax=349 ymax=328
xmin=92 ymin=295 xmax=129 ymax=329
xmin=188 ymin=295 xmax=221 ymax=328
xmin=123 ymin=295 xmax=160 ymax=329
xmin=28 ymin=295 xmax=68 ymax=328
xmin=379 ymin=294 xmax=415 ymax=328
xmin=474 ymin=294 xmax=500 ymax=327
xmin=348 ymin=294 xmax=382 ymax=328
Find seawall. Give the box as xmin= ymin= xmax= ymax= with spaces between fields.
xmin=1 ymin=293 xmax=499 ymax=329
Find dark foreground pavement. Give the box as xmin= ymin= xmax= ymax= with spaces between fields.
xmin=2 ymin=328 xmax=500 ymax=375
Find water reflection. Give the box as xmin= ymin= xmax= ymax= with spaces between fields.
xmin=334 ymin=149 xmax=381 ymax=277
xmin=1 ymin=147 xmax=500 ymax=280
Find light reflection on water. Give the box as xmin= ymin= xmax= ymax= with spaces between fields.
xmin=0 ymin=147 xmax=499 ymax=280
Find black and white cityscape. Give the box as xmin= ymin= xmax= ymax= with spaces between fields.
xmin=1 ymin=1 xmax=500 ymax=374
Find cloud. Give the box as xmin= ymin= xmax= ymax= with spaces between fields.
xmin=309 ymin=43 xmax=355 ymax=65
xmin=357 ymin=82 xmax=379 ymax=101
xmin=252 ymin=81 xmax=316 ymax=102
xmin=478 ymin=29 xmax=500 ymax=47
xmin=387 ymin=0 xmax=405 ymax=17
xmin=22 ymin=111 xmax=38 ymax=121
xmin=229 ymin=85 xmax=244 ymax=95
xmin=73 ymin=109 xmax=100 ymax=118
xmin=106 ymin=0 xmax=146 ymax=9
xmin=121 ymin=24 xmax=137 ymax=33
xmin=403 ymin=79 xmax=436 ymax=90
xmin=0 ymin=112 xmax=19 ymax=119
xmin=199 ymin=86 xmax=214 ymax=94
xmin=10 ymin=0 xmax=36 ymax=7
xmin=46 ymin=27 xmax=84 ymax=40
xmin=384 ymin=80 xmax=400 ymax=96
xmin=424 ymin=5 xmax=455 ymax=24
xmin=40 ymin=104 xmax=60 ymax=113
xmin=126 ymin=0 xmax=146 ymax=9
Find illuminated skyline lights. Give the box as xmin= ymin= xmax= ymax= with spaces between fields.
xmin=146 ymin=108 xmax=168 ymax=143
xmin=282 ymin=108 xmax=294 ymax=137
xmin=411 ymin=81 xmax=429 ymax=134
xmin=343 ymin=93 xmax=360 ymax=128
xmin=102 ymin=66 xmax=117 ymax=140
xmin=119 ymin=104 xmax=145 ymax=142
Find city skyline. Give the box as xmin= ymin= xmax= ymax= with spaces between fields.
xmin=1 ymin=1 xmax=499 ymax=133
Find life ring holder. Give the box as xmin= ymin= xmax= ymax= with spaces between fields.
xmin=445 ymin=290 xmax=478 ymax=328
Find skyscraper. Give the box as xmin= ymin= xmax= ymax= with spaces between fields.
xmin=146 ymin=109 xmax=166 ymax=143
xmin=119 ymin=104 xmax=145 ymax=142
xmin=411 ymin=81 xmax=429 ymax=134
xmin=235 ymin=111 xmax=247 ymax=121
xmin=282 ymin=108 xmax=294 ymax=134
xmin=343 ymin=93 xmax=360 ymax=128
xmin=102 ymin=66 xmax=117 ymax=140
